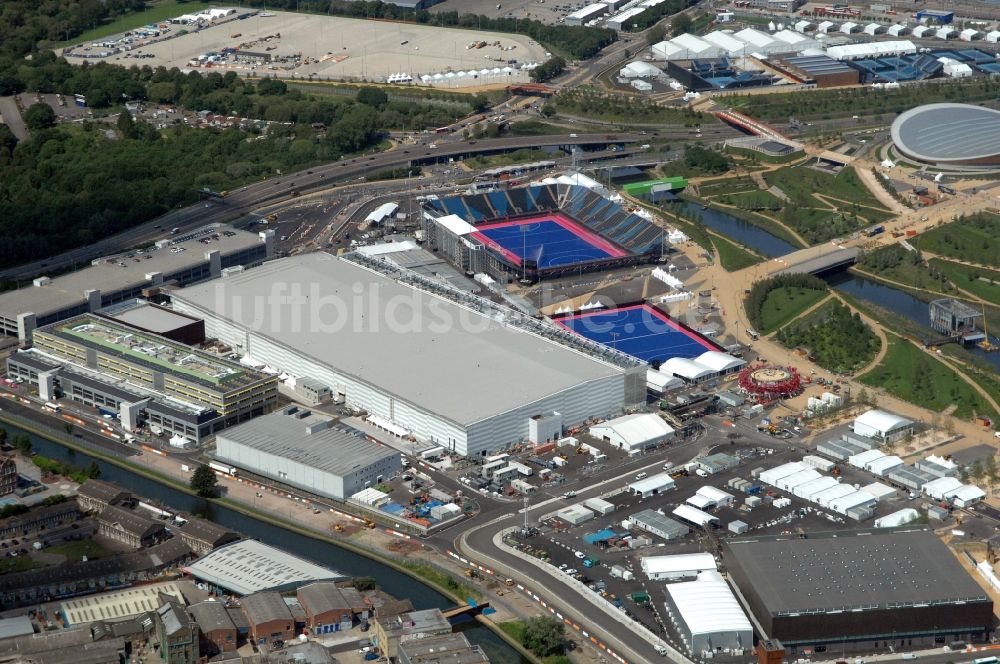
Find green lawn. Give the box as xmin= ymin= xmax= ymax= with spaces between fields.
xmin=763 ymin=165 xmax=894 ymax=244
xmin=858 ymin=333 xmax=998 ymax=421
xmin=917 ymin=213 xmax=1000 ymax=268
xmin=508 ymin=121 xmax=568 ymax=136
xmin=775 ymin=300 xmax=880 ymax=374
xmin=698 ymin=177 xmax=759 ymax=197
xmin=56 ymin=2 xmax=215 ymax=46
xmin=724 ymin=145 xmax=803 ymax=164
xmin=45 ymin=539 xmax=112 ymax=562
xmin=713 ymin=234 xmax=762 ymax=272
xmin=930 ymin=259 xmax=1000 ymax=304
xmin=859 ymin=245 xmax=955 ymax=295
xmin=0 ymin=555 xmax=45 ymax=576
xmin=759 ymin=286 xmax=828 ymax=334
xmin=717 ymin=190 xmax=784 ymax=212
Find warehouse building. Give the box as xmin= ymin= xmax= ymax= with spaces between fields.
xmin=589 ymin=413 xmax=674 ymax=452
xmin=214 ymin=406 xmax=400 ymax=501
xmin=641 ymin=552 xmax=717 ymax=581
xmin=10 ymin=314 xmax=277 ymax=444
xmin=724 ymin=529 xmax=994 ymax=651
xmin=629 ymin=509 xmax=690 ymax=540
xmin=182 ymin=540 xmax=342 ymax=595
xmin=240 ymin=591 xmax=294 ymax=650
xmin=0 ymin=226 xmax=273 ymax=341
xmin=663 ymin=570 xmax=753 ymax=655
xmin=188 ymin=601 xmax=238 ymax=656
xmin=565 ymin=2 xmax=609 ymax=25
xmin=100 ymin=300 xmax=206 ymax=345
xmin=171 ymin=252 xmax=644 ymax=457
xmin=767 ymin=54 xmax=860 ymax=87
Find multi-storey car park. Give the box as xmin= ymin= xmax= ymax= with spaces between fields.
xmin=724 ymin=528 xmax=994 ymax=653
xmin=170 ymin=251 xmax=645 ymax=457
xmin=7 ymin=313 xmax=277 ymax=443
xmin=0 ymin=225 xmax=273 ymax=341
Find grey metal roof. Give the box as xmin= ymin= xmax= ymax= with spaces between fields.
xmin=398 ymin=633 xmax=489 ymax=664
xmin=297 ymin=582 xmax=351 ymax=616
xmin=892 ymin=103 xmax=1000 ymax=163
xmin=725 ymin=528 xmax=989 ymax=615
xmin=188 ymin=601 xmax=236 ymax=633
xmin=77 ymin=479 xmax=130 ymax=506
xmin=172 ymin=253 xmax=625 ymax=426
xmin=0 ymin=226 xmax=263 ymax=319
xmin=629 ymin=509 xmax=690 ymax=537
xmin=104 ymin=301 xmax=202 ymax=334
xmin=0 ymin=615 xmax=34 ymax=639
xmin=98 ymin=505 xmax=164 ymax=539
xmin=182 ymin=539 xmax=341 ymax=595
xmin=216 ymin=407 xmax=398 ymax=478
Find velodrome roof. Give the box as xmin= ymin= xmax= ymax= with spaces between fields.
xmin=172 ymin=253 xmax=626 ymax=426
xmin=891 ymin=103 xmax=1000 ymax=164
xmin=725 ymin=529 xmax=989 ymax=615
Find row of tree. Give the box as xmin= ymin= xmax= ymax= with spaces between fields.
xmin=744 ymin=274 xmax=828 ymax=332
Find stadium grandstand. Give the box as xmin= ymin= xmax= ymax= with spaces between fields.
xmin=422 ymin=184 xmax=668 ymax=282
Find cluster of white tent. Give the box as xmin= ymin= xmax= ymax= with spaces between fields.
xmin=652 ymin=28 xmax=819 ymax=60
xmin=171 ymin=7 xmax=235 ymax=24
xmin=418 ymin=64 xmax=534 ymax=87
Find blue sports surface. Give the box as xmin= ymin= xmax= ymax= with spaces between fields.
xmin=557 ymin=305 xmax=717 ymax=363
xmin=472 ymin=217 xmax=623 ymax=268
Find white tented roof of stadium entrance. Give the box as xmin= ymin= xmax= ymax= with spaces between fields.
xmin=661 ymin=357 xmax=712 ymax=381
xmin=694 ymin=351 xmax=745 ymax=373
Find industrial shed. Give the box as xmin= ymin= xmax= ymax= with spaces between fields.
xmin=860 ymin=482 xmax=898 ymax=502
xmin=866 ymin=455 xmax=903 ymax=477
xmin=171 ymin=253 xmax=643 ymax=457
xmin=583 ymin=498 xmax=616 ymax=515
xmin=629 ymin=473 xmax=676 ymax=498
xmin=641 ymin=552 xmax=717 ymax=581
xmin=214 ymin=406 xmax=400 ymax=501
xmin=556 ymin=504 xmax=595 ymax=526
xmin=590 ymin=413 xmax=675 ymax=452
xmin=887 ymin=464 xmax=937 ymax=491
xmin=724 ymin=529 xmax=993 ymax=649
xmin=628 ymin=509 xmax=689 ymax=540
xmin=663 ymin=571 xmax=753 ymax=655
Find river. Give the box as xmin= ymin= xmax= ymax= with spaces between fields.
xmin=827 ymin=272 xmax=1000 ymax=372
xmin=15 ymin=427 xmax=527 ymax=664
xmin=667 ymin=200 xmax=799 ymax=257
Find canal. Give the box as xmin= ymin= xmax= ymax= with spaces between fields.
xmin=15 ymin=427 xmax=528 ymax=664
xmin=827 ymin=272 xmax=1000 ymax=372
xmin=668 ymin=200 xmax=799 ymax=257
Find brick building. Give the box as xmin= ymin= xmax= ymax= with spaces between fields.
xmin=188 ymin=601 xmax=239 ymax=656
xmin=155 ymin=597 xmax=199 ymax=664
xmin=0 ymin=457 xmax=16 ymax=496
xmin=97 ymin=504 xmax=167 ymax=548
xmin=76 ymin=479 xmax=133 ymax=514
xmin=174 ymin=516 xmax=240 ymax=556
xmin=240 ymin=591 xmax=296 ymax=651
xmin=0 ymin=500 xmax=80 ymax=540
xmin=296 ymin=582 xmax=354 ymax=634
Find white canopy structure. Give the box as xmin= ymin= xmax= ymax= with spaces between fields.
xmin=664 ymin=571 xmax=753 ymax=654
xmin=660 ymin=357 xmax=713 ymax=382
xmin=875 ymin=507 xmax=919 ymax=528
xmin=960 ymin=28 xmax=980 ymax=41
xmin=812 ymin=483 xmax=855 ymax=507
xmin=776 ymin=469 xmax=822 ymax=492
xmin=816 ymin=21 xmax=837 ymax=33
xmin=923 ymin=476 xmax=964 ymax=500
xmin=792 ymin=476 xmax=839 ymax=500
xmin=629 ymin=472 xmax=676 ymax=498
xmin=693 ymin=351 xmax=745 ymax=374
xmin=647 ymin=368 xmax=684 ymax=393
xmin=936 ymin=26 xmax=956 ymax=39
xmin=702 ymin=30 xmax=750 ymax=56
xmin=947 ymin=485 xmax=986 ymax=507
xmin=696 ymin=486 xmax=735 ymax=506
xmin=866 ymin=455 xmax=904 ymax=476
xmin=853 ymin=409 xmax=914 ymax=442
xmin=758 ymin=462 xmax=807 ymax=486
xmin=829 ymin=491 xmax=876 ymax=515
xmin=590 ymin=413 xmax=675 ymax=451
xmin=912 ymin=25 xmax=933 ymax=38
xmin=620 ymin=61 xmax=663 ymax=78
xmin=642 ymin=552 xmax=717 ymax=580
xmin=986 ymin=30 xmax=1000 ymax=43
xmin=848 ymin=448 xmax=886 ymax=469
xmin=672 ymin=504 xmax=719 ymax=527
xmin=887 ymin=24 xmax=909 ymax=36
xmin=826 ymin=40 xmax=916 ymax=60
xmin=840 ymin=22 xmax=859 ymax=33
xmin=794 ymin=20 xmax=813 ymax=32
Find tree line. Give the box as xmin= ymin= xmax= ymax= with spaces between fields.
xmin=744 ymin=274 xmax=828 ymax=332
xmin=776 ymin=301 xmax=880 ymax=374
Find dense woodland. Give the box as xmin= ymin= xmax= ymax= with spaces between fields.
xmin=776 ymin=301 xmax=880 ymax=374
xmin=0 ymin=0 xmax=555 ymax=268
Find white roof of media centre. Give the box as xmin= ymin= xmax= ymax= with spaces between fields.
xmin=665 ymin=570 xmax=752 ymax=639
xmin=641 ymin=552 xmax=717 ymax=576
xmin=172 ymin=253 xmax=627 ymax=426
xmin=590 ymin=413 xmax=674 ymax=445
xmin=182 ymin=540 xmax=342 ymax=595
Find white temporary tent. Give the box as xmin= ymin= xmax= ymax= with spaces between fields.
xmin=629 ymin=472 xmax=676 ymax=498
xmin=647 ymin=368 xmax=684 ymax=393
xmin=693 ymin=351 xmax=746 ymax=374
xmin=946 ymin=484 xmax=986 ymax=507
xmin=826 ymin=40 xmax=916 ymax=60
xmin=812 ymin=483 xmax=856 ymax=508
xmin=664 ymin=571 xmax=753 ymax=654
xmin=848 ymin=449 xmax=886 ymax=469
xmin=936 ymin=26 xmax=956 ymax=39
xmin=987 ymin=30 xmax=1000 ymax=43
xmin=887 ymin=24 xmax=909 ymax=36
xmin=840 ymin=22 xmax=859 ymax=34
xmin=863 ymin=23 xmax=883 ymax=35
xmin=687 ymin=494 xmax=717 ymax=510
xmin=829 ymin=491 xmax=876 ymax=515
xmin=866 ymin=455 xmax=903 ymax=476
xmin=590 ymin=413 xmax=675 ymax=451
xmin=696 ymin=486 xmax=735 ymax=506
xmin=776 ymin=468 xmax=822 ymax=492
xmin=860 ymin=482 xmax=898 ymax=502
xmin=759 ymin=462 xmax=807 ymax=486
xmin=923 ymin=476 xmax=963 ymax=500
xmin=960 ymin=28 xmax=980 ymax=41
xmin=912 ymin=25 xmax=933 ymax=38
xmin=816 ymin=21 xmax=837 ymax=33
xmin=672 ymin=504 xmax=719 ymax=527
xmin=794 ymin=20 xmax=813 ymax=32
xmin=874 ymin=507 xmax=919 ymax=528
xmin=791 ymin=475 xmax=839 ymax=500
xmin=660 ymin=357 xmax=713 ymax=382
xmin=702 ymin=31 xmax=749 ymax=56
